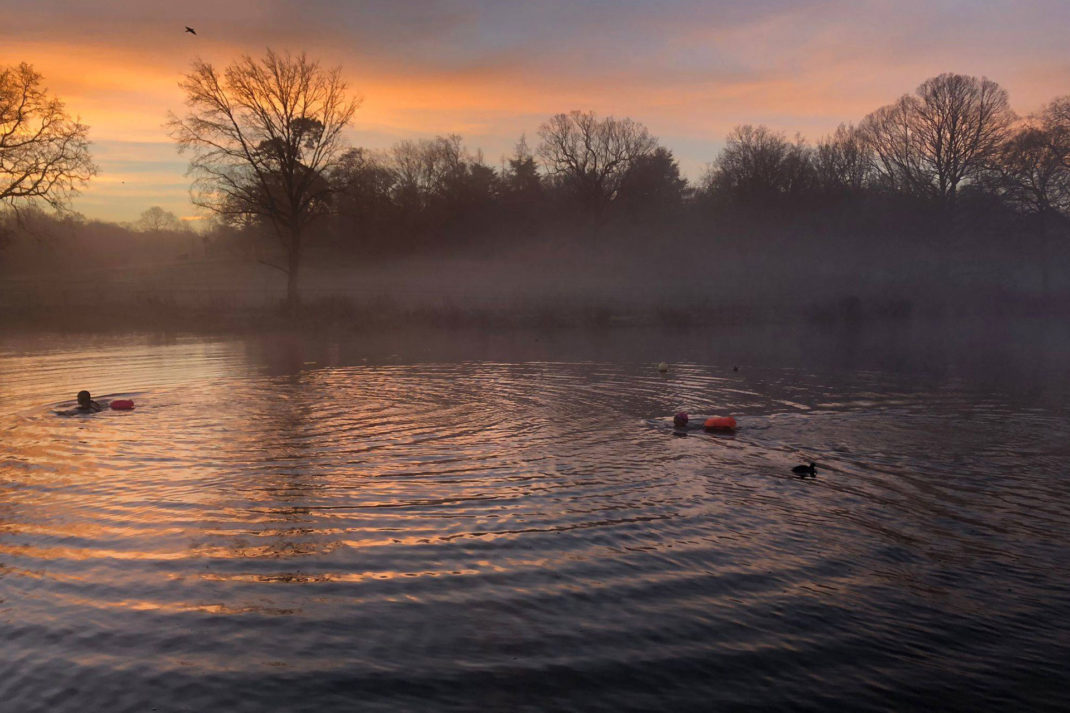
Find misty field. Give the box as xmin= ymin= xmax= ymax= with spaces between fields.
xmin=3 ymin=224 xmax=1064 ymax=333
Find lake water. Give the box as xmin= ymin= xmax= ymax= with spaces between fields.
xmin=2 ymin=324 xmax=1070 ymax=712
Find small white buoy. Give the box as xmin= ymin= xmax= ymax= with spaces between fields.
xmin=657 ymin=361 xmax=669 ymax=373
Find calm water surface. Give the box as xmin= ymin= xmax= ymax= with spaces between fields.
xmin=2 ymin=325 xmax=1069 ymax=712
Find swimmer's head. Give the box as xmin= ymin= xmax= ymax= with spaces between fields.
xmin=673 ymin=412 xmax=689 ymax=428
xmin=77 ymin=390 xmax=92 ymax=407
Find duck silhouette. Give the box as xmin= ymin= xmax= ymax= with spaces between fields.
xmin=185 ymin=26 xmax=197 ymax=35
xmin=792 ymin=462 xmax=817 ymax=477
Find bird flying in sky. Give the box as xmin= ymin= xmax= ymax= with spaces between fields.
xmin=185 ymin=26 xmax=196 ymax=35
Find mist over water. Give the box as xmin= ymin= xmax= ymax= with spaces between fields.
xmin=1 ymin=324 xmax=1069 ymax=712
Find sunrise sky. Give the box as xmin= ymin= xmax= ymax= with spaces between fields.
xmin=3 ymin=0 xmax=1068 ymax=224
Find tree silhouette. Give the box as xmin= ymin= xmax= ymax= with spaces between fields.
xmin=989 ymin=124 xmax=1070 ymax=217
xmin=703 ymin=125 xmax=813 ymax=204
xmin=329 ymin=147 xmax=396 ymax=254
xmin=616 ymin=146 xmax=687 ymax=217
xmin=502 ymin=136 xmax=541 ymax=199
xmin=136 ymin=205 xmax=183 ymax=233
xmin=167 ymin=49 xmax=359 ymax=310
xmin=814 ymin=123 xmax=872 ymax=195
xmin=0 ymin=63 xmax=96 ymax=212
xmin=537 ymin=110 xmax=657 ymax=223
xmin=862 ymin=73 xmax=1014 ymax=207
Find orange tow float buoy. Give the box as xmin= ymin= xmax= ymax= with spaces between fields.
xmin=110 ymin=399 xmax=135 ymax=410
xmin=703 ymin=416 xmax=736 ymax=432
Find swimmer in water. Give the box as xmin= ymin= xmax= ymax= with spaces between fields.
xmin=669 ymin=411 xmax=738 ymax=434
xmin=76 ymin=390 xmax=103 ymax=413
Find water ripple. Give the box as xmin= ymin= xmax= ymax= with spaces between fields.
xmin=1 ymin=334 xmax=1069 ymax=711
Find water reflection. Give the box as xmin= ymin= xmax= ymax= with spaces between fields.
xmin=0 ymin=326 xmax=1069 ymax=711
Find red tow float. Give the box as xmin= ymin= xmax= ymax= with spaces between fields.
xmin=703 ymin=416 xmax=736 ymax=432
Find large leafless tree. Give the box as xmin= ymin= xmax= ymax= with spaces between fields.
xmin=536 ymin=110 xmax=657 ymax=221
xmin=168 ymin=49 xmax=359 ymax=309
xmin=0 ymin=63 xmax=96 ymax=212
xmin=861 ymin=73 xmax=1015 ymax=206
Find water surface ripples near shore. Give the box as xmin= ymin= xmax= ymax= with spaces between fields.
xmin=1 ymin=330 xmax=1069 ymax=712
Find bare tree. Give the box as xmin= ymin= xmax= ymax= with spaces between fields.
xmin=988 ymin=124 xmax=1070 ymax=217
xmin=329 ymin=147 xmax=396 ymax=251
xmin=536 ymin=110 xmax=657 ymax=221
xmin=913 ymin=73 xmax=1015 ymax=205
xmin=390 ymin=135 xmax=472 ymax=206
xmin=983 ymin=97 xmax=1070 ymax=293
xmin=0 ymin=63 xmax=96 ymax=211
xmin=814 ymin=123 xmax=872 ymax=193
xmin=167 ymin=49 xmax=359 ymax=309
xmin=136 ymin=205 xmax=184 ymax=233
xmin=859 ymin=98 xmax=931 ymax=197
xmin=384 ymin=134 xmax=498 ymax=244
xmin=1042 ymin=95 xmax=1070 ymax=177
xmin=703 ymin=125 xmax=813 ymax=201
xmin=862 ymin=73 xmax=1015 ymax=206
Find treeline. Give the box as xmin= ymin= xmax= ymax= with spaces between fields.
xmin=297 ymin=73 xmax=1070 ymax=265
xmin=4 ymin=71 xmax=1069 ymax=297
xmin=0 ymin=204 xmax=203 ymax=271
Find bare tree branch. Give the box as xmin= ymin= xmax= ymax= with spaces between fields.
xmin=536 ymin=110 xmax=657 ymax=222
xmin=861 ymin=73 xmax=1015 ymax=207
xmin=0 ymin=63 xmax=97 ymax=211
